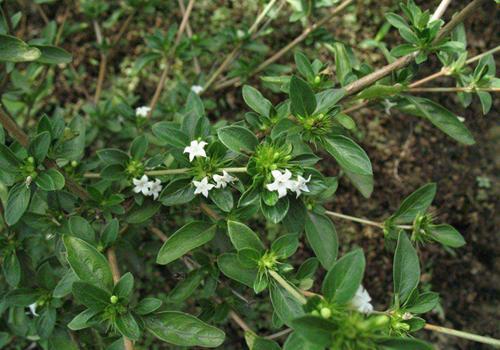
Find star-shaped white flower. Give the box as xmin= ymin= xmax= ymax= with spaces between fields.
xmin=28 ymin=303 xmax=39 ymax=317
xmin=184 ymin=140 xmax=208 ymax=162
xmin=382 ymin=99 xmax=397 ymax=116
xmin=135 ymin=106 xmax=151 ymax=118
xmin=213 ymin=170 xmax=236 ymax=189
xmin=133 ymin=175 xmax=151 ymax=195
xmin=351 ymin=285 xmax=373 ymax=314
xmin=191 ymin=85 xmax=203 ymax=94
xmin=193 ymin=177 xmax=215 ymax=198
xmin=288 ymin=175 xmax=311 ymax=198
xmin=266 ymin=169 xmax=293 ymax=198
xmin=148 ymin=179 xmax=163 ymax=200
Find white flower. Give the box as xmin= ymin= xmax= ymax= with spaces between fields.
xmin=191 ymin=85 xmax=203 ymax=94
xmin=28 ymin=303 xmax=38 ymax=317
xmin=266 ymin=169 xmax=293 ymax=198
xmin=148 ymin=179 xmax=163 ymax=200
xmin=351 ymin=285 xmax=373 ymax=314
xmin=288 ymin=175 xmax=311 ymax=198
xmin=184 ymin=140 xmax=208 ymax=162
xmin=213 ymin=170 xmax=236 ymax=189
xmin=133 ymin=175 xmax=151 ymax=195
xmin=383 ymin=99 xmax=397 ymax=116
xmin=193 ymin=177 xmax=215 ymax=198
xmin=135 ymin=106 xmax=151 ymax=118
xmin=457 ymin=116 xmax=465 ymax=122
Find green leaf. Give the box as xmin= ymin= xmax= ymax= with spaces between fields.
xmin=5 ymin=182 xmax=31 ymax=226
xmin=269 ymin=283 xmax=305 ymax=326
xmin=29 ymin=131 xmax=51 ymax=163
xmin=398 ymin=96 xmax=475 ymax=145
xmin=305 ymin=212 xmax=338 ymax=270
xmin=294 ymin=51 xmax=315 ymax=81
xmin=261 ymin=197 xmax=289 ymax=224
xmin=290 ymin=75 xmax=316 ymax=117
xmin=477 ymin=91 xmax=492 ymax=115
xmin=322 ymin=249 xmax=365 ymax=304
xmin=168 ymin=269 xmax=205 ymax=303
xmin=242 ymin=85 xmax=273 ymax=117
xmin=35 ymin=307 xmax=56 ymax=338
xmin=271 ymin=234 xmax=299 ymax=259
xmin=32 ymin=45 xmax=72 ymax=64
xmin=314 ymin=89 xmax=345 ymax=114
xmin=145 ymin=311 xmax=225 ymax=347
xmin=218 ymin=253 xmax=257 ymax=288
xmin=101 ymin=219 xmax=119 ymax=247
xmin=53 ymin=269 xmax=77 ymax=298
xmin=0 ymin=34 xmax=41 ymax=62
xmin=115 ymin=312 xmax=140 ymax=341
xmin=135 ymin=297 xmax=162 ymax=315
xmin=63 ymin=235 xmax=113 ymax=291
xmin=68 ymin=309 xmax=98 ymax=330
xmin=283 ymin=332 xmax=324 ymax=350
xmin=156 ymin=222 xmax=216 ymax=265
xmin=72 ymin=281 xmax=110 ymax=310
xmin=125 ymin=202 xmax=160 ymax=224
xmin=405 ymin=292 xmax=439 ymax=314
xmin=290 ymin=316 xmax=336 ymax=347
xmin=4 ymin=288 xmax=41 ymax=306
xmin=246 ymin=332 xmax=281 ymax=350
xmin=428 ymin=224 xmax=465 ymax=248
xmin=391 ymin=183 xmax=436 ymax=224
xmin=0 ymin=143 xmax=20 ymax=168
xmin=67 ymin=216 xmax=96 ymax=242
xmin=393 ymin=232 xmax=420 ymax=305
xmin=97 ymin=148 xmax=130 ymax=165
xmin=2 ymin=252 xmax=20 ymax=287
xmin=209 ymin=188 xmax=234 ymax=212
xmin=152 ymin=122 xmax=189 ymax=148
xmin=323 ymin=135 xmax=372 ymax=176
xmin=386 ymin=13 xmax=409 ymax=29
xmin=113 ymin=272 xmax=134 ymax=300
xmin=345 ymin=171 xmax=373 ymax=198
xmin=217 ymin=125 xmax=258 ymax=154
xmin=35 ymin=169 xmax=65 ymax=191
xmin=227 ymin=220 xmax=265 ymax=253
xmin=130 ymin=135 xmax=149 ymax=160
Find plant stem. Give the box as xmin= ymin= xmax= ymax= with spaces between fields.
xmin=325 ymin=210 xmax=384 ymax=228
xmin=106 ymin=248 xmax=135 ymax=350
xmin=213 ymin=0 xmax=354 ymax=91
xmin=268 ymin=270 xmax=307 ymax=305
xmin=83 ymin=166 xmax=248 ymax=178
xmin=424 ymin=323 xmax=500 ymax=347
xmin=148 ymin=0 xmax=195 ymax=117
xmin=177 ymin=0 xmax=201 ymax=74
xmin=408 ymin=87 xmax=499 ymax=93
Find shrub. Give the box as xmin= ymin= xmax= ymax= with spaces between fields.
xmin=0 ymin=0 xmax=498 ymax=349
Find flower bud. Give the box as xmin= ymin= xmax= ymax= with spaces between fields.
xmin=314 ymin=76 xmax=321 ymax=84
xmin=320 ymin=307 xmax=332 ymax=319
xmin=110 ymin=295 xmax=118 ymax=304
xmin=27 ymin=156 xmax=35 ymax=164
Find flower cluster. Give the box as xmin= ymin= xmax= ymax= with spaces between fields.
xmin=135 ymin=105 xmax=151 ymax=118
xmin=193 ymin=171 xmax=236 ymax=197
xmin=132 ymin=175 xmax=163 ymax=199
xmin=266 ymin=169 xmax=311 ymax=198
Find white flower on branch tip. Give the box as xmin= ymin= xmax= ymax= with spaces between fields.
xmin=133 ymin=175 xmax=151 ymax=195
xmin=213 ymin=170 xmax=236 ymax=189
xmin=148 ymin=179 xmax=163 ymax=200
xmin=28 ymin=303 xmax=38 ymax=317
xmin=184 ymin=140 xmax=208 ymax=162
xmin=191 ymin=85 xmax=203 ymax=94
xmin=288 ymin=175 xmax=311 ymax=198
xmin=135 ymin=106 xmax=151 ymax=118
xmin=193 ymin=177 xmax=215 ymax=198
xmin=266 ymin=169 xmax=293 ymax=198
xmin=351 ymin=285 xmax=374 ymax=314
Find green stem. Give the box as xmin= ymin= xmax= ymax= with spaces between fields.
xmin=325 ymin=210 xmax=412 ymax=230
xmin=268 ymin=270 xmax=307 ymax=305
xmin=83 ymin=166 xmax=248 ymax=178
xmin=424 ymin=324 xmax=500 ymax=347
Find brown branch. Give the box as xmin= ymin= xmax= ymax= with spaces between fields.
xmin=0 ymin=106 xmax=29 ymax=147
xmin=2 ymin=2 xmax=13 ymax=33
xmin=148 ymin=0 xmax=196 ymax=117
xmin=213 ymin=0 xmax=354 ymax=91
xmin=177 ymin=0 xmax=200 ymax=74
